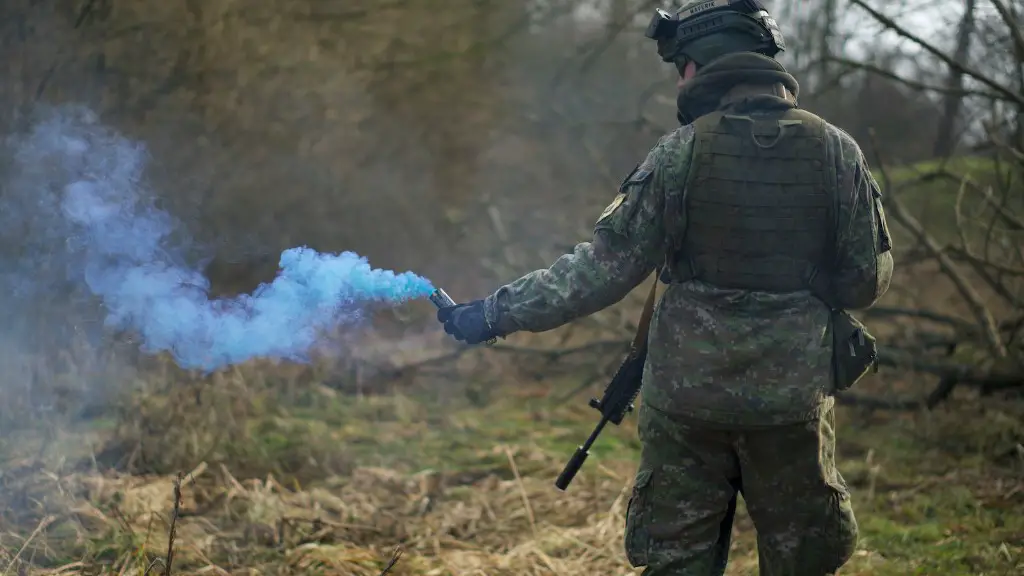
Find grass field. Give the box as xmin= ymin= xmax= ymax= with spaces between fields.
xmin=1 ymin=361 xmax=1021 ymax=576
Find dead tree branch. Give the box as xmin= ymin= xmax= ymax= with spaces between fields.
xmin=849 ymin=0 xmax=1024 ymax=107
xmin=989 ymin=0 xmax=1024 ymax=60
xmin=868 ymin=129 xmax=1008 ymax=359
xmin=824 ymin=56 xmax=1000 ymax=99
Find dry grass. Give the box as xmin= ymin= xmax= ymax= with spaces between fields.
xmin=0 ymin=450 xmax=639 ymax=575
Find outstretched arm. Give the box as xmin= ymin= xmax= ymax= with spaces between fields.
xmin=484 ymin=126 xmax=695 ymax=334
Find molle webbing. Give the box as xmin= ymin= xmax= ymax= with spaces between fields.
xmin=671 ymin=107 xmax=831 ymax=292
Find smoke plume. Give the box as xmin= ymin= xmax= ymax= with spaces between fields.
xmin=1 ymin=106 xmax=435 ymax=371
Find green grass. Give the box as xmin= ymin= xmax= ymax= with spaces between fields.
xmin=875 ymin=155 xmax=1021 ymax=246
xmin=238 ymin=383 xmax=1024 ymax=575
xmin=835 ymin=404 xmax=1024 ymax=575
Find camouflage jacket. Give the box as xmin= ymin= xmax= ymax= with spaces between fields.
xmin=482 ymin=92 xmax=894 ymax=427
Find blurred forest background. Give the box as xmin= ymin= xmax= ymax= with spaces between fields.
xmin=0 ymin=0 xmax=1021 ymax=574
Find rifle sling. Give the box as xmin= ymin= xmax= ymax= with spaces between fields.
xmin=629 ymin=270 xmax=660 ymax=357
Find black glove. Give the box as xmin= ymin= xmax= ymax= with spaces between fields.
xmin=436 ymin=299 xmax=499 ymax=344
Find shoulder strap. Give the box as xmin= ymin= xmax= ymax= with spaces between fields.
xmin=629 ymin=270 xmax=660 ymax=359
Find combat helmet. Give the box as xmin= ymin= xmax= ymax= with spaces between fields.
xmin=645 ymin=0 xmax=786 ymax=68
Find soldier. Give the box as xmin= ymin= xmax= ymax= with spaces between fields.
xmin=436 ymin=1 xmax=894 ymax=574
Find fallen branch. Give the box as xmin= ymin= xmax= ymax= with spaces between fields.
xmin=876 ymin=349 xmax=1022 ymax=389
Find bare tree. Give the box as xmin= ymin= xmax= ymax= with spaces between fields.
xmin=832 ymin=0 xmax=1024 ymax=407
xmin=934 ymin=0 xmax=977 ymax=158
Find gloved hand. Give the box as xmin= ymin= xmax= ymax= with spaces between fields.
xmin=436 ymin=299 xmax=499 ymax=345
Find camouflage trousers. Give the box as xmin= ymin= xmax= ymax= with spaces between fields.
xmin=623 ymin=403 xmax=858 ymax=575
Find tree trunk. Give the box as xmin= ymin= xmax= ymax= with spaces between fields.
xmin=816 ymin=0 xmax=839 ymax=90
xmin=933 ymin=0 xmax=976 ymax=159
xmin=1013 ymin=0 xmax=1024 ymax=149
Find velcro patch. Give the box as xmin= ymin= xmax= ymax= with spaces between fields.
xmin=619 ymin=165 xmax=654 ymax=193
xmin=598 ymin=192 xmax=627 ymax=222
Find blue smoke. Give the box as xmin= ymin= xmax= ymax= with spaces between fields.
xmin=3 ymin=106 xmax=435 ymax=371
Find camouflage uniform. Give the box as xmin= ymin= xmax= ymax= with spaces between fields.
xmin=477 ymin=44 xmax=893 ymax=576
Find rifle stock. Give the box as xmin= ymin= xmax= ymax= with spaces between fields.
xmin=555 ymin=273 xmax=659 ymax=491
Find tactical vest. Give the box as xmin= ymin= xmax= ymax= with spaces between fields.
xmin=665 ymin=100 xmax=833 ymax=293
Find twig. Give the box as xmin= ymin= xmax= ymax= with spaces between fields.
xmin=988 ymin=0 xmax=1024 ymax=60
xmin=143 ymin=558 xmax=163 ymax=576
xmin=378 ymin=546 xmax=403 ymax=576
xmin=950 ymin=249 xmax=1024 ymax=308
xmin=986 ymin=127 xmax=1024 ymax=166
xmin=163 ymin=473 xmax=184 ymax=576
xmin=2 ymin=516 xmax=55 ymax=576
xmin=948 ymin=245 xmax=1024 ymax=276
xmin=918 ymin=160 xmax=1024 ymax=233
xmin=503 ymin=446 xmax=537 ymax=536
xmin=980 ymin=186 xmax=1024 ymax=232
xmin=868 ymin=129 xmax=1007 ymax=359
xmin=849 ymin=0 xmax=1024 ymax=107
xmin=825 ymin=56 xmax=1001 ymax=99
xmin=546 ymin=0 xmax=658 ymax=93
xmin=74 ymin=0 xmax=100 ymax=28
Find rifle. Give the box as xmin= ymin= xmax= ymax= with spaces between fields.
xmin=555 ymin=272 xmax=660 ymax=491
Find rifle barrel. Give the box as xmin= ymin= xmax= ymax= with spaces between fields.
xmin=554 ymin=415 xmax=609 ymax=491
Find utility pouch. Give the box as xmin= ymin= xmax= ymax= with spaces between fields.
xmin=830 ymin=309 xmax=878 ymax=391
